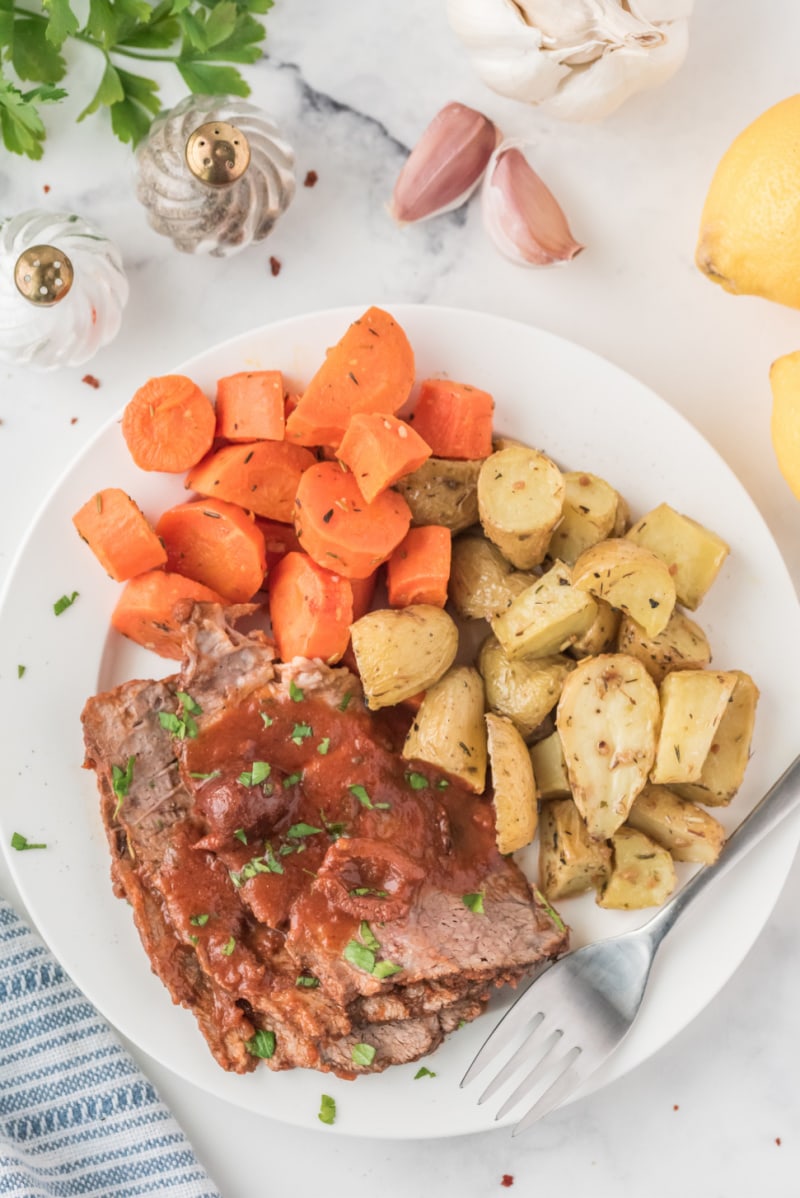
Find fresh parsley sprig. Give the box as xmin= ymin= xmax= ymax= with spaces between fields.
xmin=0 ymin=0 xmax=273 ymax=159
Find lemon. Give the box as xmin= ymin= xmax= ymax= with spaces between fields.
xmin=769 ymin=351 xmax=800 ymax=499
xmin=696 ymin=95 xmax=800 ymax=309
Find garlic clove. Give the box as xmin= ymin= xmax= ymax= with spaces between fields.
xmin=482 ymin=141 xmax=584 ymax=266
xmin=390 ymin=102 xmax=499 ymax=225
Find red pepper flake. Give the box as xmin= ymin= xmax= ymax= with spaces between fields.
xmin=70 ymin=417 xmax=78 ymax=425
xmin=776 ymin=1137 xmax=782 ymax=1146
xmin=82 ymin=374 xmax=101 ymax=389
xmin=43 ymin=184 xmax=51 ymax=194
xmin=673 ymin=1104 xmax=679 ymax=1111
xmin=304 ymin=170 xmax=318 ymax=187
xmin=269 ymin=256 xmax=282 ymax=277
xmin=501 ymin=1177 xmax=514 ymax=1188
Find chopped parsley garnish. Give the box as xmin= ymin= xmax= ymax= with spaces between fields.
xmin=189 ymin=935 xmax=198 ymax=945
xmin=405 ymin=771 xmax=428 ymax=790
xmin=176 ymin=691 xmax=202 ymax=715
xmin=283 ymin=771 xmax=303 ymax=789
xmin=287 ymin=823 xmax=322 ymax=839
xmin=10 ymin=832 xmax=46 ymax=851
xmin=296 ymin=975 xmax=319 ymax=989
xmin=343 ymin=940 xmax=375 ymax=973
xmin=17 ymin=665 xmax=25 ymax=679
xmin=189 ymin=770 xmax=221 ymax=782
xmin=264 ymin=844 xmax=284 ymax=874
xmin=234 ymin=828 xmax=248 ymax=845
xmin=238 ymin=761 xmax=271 ymax=787
xmin=53 ymin=591 xmax=78 ymax=615
xmin=221 ymin=936 xmax=236 ymax=956
xmin=436 ymin=779 xmax=450 ymax=790
xmin=359 ymin=921 xmax=381 ymax=953
xmin=291 ymin=722 xmax=313 ymax=745
xmin=189 ymin=914 xmax=210 ymax=927
xmin=321 ymin=814 xmax=347 ymax=840
xmin=349 ymin=784 xmax=390 ymax=811
xmin=372 ymin=960 xmax=403 ymax=979
xmin=246 ymin=1029 xmax=276 ymax=1059
xmin=462 ymin=892 xmax=486 ymax=915
xmin=158 ymin=708 xmax=199 ymax=741
xmin=261 ymin=712 xmax=274 ymax=728
xmin=318 ymin=1094 xmax=336 ymax=1125
xmin=111 ymin=755 xmax=135 ymax=815
xmin=414 ymin=1066 xmax=436 ymax=1079
xmin=351 ymin=1043 xmax=376 ymax=1067
xmin=338 ymin=691 xmax=353 ymax=711
xmin=349 ymin=887 xmax=389 ymax=899
xmin=532 ymin=887 xmax=566 ymax=933
xmin=317 ymin=737 xmax=331 ymax=755
xmin=289 ymin=679 xmax=304 ymax=702
xmin=343 ymin=922 xmax=402 ymax=979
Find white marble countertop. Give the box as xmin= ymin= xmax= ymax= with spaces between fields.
xmin=1 ymin=0 xmax=799 ymax=1194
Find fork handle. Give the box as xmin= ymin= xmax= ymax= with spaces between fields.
xmin=643 ymin=751 xmax=800 ymax=947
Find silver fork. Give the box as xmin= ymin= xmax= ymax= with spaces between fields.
xmin=462 ymin=752 xmax=800 ymax=1135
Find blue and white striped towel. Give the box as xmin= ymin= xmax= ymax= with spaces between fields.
xmin=0 ymin=897 xmax=222 ymax=1198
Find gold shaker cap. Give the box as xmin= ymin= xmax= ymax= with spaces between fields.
xmin=14 ymin=245 xmax=74 ymax=306
xmin=185 ymin=121 xmax=251 ymax=186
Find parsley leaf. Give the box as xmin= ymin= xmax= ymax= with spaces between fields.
xmin=343 ymin=940 xmax=375 ymax=974
xmin=238 ymin=761 xmax=271 ymax=787
xmin=317 ymin=737 xmax=331 ymax=755
xmin=246 ymin=1028 xmax=276 ymax=1058
xmin=296 ymin=975 xmax=319 ymax=989
xmin=286 ymin=823 xmax=322 ymax=839
xmin=351 ymin=1043 xmax=376 ymax=1068
xmin=111 ymin=755 xmax=135 ymax=815
xmin=414 ymin=1066 xmax=436 ymax=1079
xmin=290 ymin=722 xmax=313 ymax=745
xmin=10 ymin=832 xmax=46 ymax=851
xmin=318 ymin=1094 xmax=336 ymax=1125
xmin=348 ymin=784 xmax=389 ymax=811
xmin=289 ymin=679 xmax=305 ymax=702
xmin=53 ymin=591 xmax=78 ymax=615
xmin=221 ymin=935 xmax=236 ymax=956
xmin=405 ymin=772 xmax=428 ymax=790
xmin=462 ymin=892 xmax=485 ymax=915
xmin=189 ymin=913 xmax=210 ymax=927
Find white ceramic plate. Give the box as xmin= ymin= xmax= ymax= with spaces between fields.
xmin=1 ymin=305 xmax=798 ymax=1140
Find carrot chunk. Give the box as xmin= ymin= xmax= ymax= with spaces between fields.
xmin=122 ymin=375 xmax=216 ymax=473
xmin=285 ymin=307 xmax=415 ymax=449
xmin=73 ymin=488 xmax=166 ymax=582
xmin=111 ymin=570 xmax=225 ymax=659
xmin=155 ymin=498 xmax=267 ymax=604
xmin=268 ymin=551 xmax=353 ymax=663
xmin=185 ymin=440 xmax=315 ymax=522
xmin=215 ymin=371 xmax=285 ymax=442
xmin=337 ymin=413 xmax=432 ymax=502
xmin=408 ymin=378 xmax=495 ymax=459
xmin=350 ymin=571 xmax=377 ymax=621
xmin=386 ymin=525 xmax=452 ymax=607
xmin=255 ymin=518 xmax=302 ymax=573
xmin=294 ymin=461 xmax=412 ymax=579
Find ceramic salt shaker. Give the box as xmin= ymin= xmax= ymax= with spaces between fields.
xmin=0 ymin=210 xmax=129 ymax=370
xmin=135 ymin=94 xmax=295 ymax=257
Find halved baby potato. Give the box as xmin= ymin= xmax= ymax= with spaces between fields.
xmin=672 ymin=671 xmax=759 ymax=806
xmin=491 ymin=560 xmax=597 ymax=660
xmin=449 ymin=535 xmax=533 ymax=620
xmin=627 ymin=784 xmax=726 ymax=864
xmin=350 ymin=604 xmax=458 ymax=709
xmin=478 ymin=446 xmax=565 ymax=570
xmin=402 ymin=666 xmax=487 ymax=792
xmin=478 ymin=635 xmax=574 ymax=739
xmin=556 ymin=653 xmax=660 ymax=840
xmin=650 ymin=669 xmax=738 ymax=785
xmin=485 ymin=712 xmax=537 ymax=854
xmin=538 ymin=797 xmax=612 ymax=900
xmin=394 ymin=457 xmax=483 ymax=534
xmin=597 ymin=826 xmax=676 ymax=910
xmin=547 ymin=471 xmax=620 ymax=565
xmin=617 ymin=608 xmax=711 ymax=685
xmin=625 ymin=503 xmax=729 ymax=611
xmin=571 ymin=538 xmax=676 ymax=637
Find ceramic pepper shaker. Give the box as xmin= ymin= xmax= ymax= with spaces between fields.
xmin=135 ymin=94 xmax=295 ymax=257
xmin=0 ymin=210 xmax=129 ymax=370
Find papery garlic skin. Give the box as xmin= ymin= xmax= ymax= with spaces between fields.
xmin=482 ymin=140 xmax=584 ymax=266
xmin=390 ymin=102 xmax=499 ymax=224
xmin=446 ymin=0 xmax=692 ymax=122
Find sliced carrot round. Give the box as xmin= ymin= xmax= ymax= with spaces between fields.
xmin=294 ymin=461 xmax=412 ymax=579
xmin=156 ymin=498 xmax=267 ymax=604
xmin=111 ymin=570 xmax=226 ymax=660
xmin=122 ymin=375 xmax=216 ymax=473
xmin=268 ymin=551 xmax=353 ymax=663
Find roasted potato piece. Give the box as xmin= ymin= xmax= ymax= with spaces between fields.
xmin=486 ymin=712 xmax=537 ymax=853
xmin=626 ymin=503 xmax=729 ymax=610
xmin=672 ymin=671 xmax=759 ymax=806
xmin=402 ymin=666 xmax=487 ymax=791
xmin=477 ymin=446 xmax=565 ymax=569
xmin=350 ymin=605 xmax=458 ymax=709
xmin=611 ymin=492 xmax=631 ymax=536
xmin=617 ymin=608 xmax=711 ymax=685
xmin=627 ymin=785 xmax=726 ymax=864
xmin=556 ymin=653 xmax=660 ymax=840
xmin=491 ymin=560 xmax=597 ymax=660
xmin=449 ymin=535 xmax=533 ymax=620
xmin=478 ymin=635 xmax=574 ymax=738
xmin=597 ymin=826 xmax=676 ymax=909
xmin=529 ymin=731 xmax=571 ymax=799
xmin=538 ymin=797 xmax=612 ymax=900
xmin=571 ymin=538 xmax=676 ymax=637
xmin=568 ymin=598 xmax=620 ymax=658
xmin=651 ymin=669 xmax=738 ymax=785
xmin=394 ymin=457 xmax=482 ymax=534
xmin=547 ymin=471 xmax=620 ymax=565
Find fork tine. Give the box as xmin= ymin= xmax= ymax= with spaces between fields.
xmin=460 ymin=965 xmax=555 ymax=1087
xmin=494 ymin=1034 xmax=571 ymax=1120
xmin=510 ymin=1050 xmax=583 ymax=1136
xmin=478 ymin=1020 xmax=554 ymax=1106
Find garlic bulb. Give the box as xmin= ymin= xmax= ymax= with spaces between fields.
xmin=390 ymin=102 xmax=499 ymax=224
xmin=0 ymin=210 xmax=128 ymax=370
xmin=482 ymin=140 xmax=583 ymax=266
xmin=446 ymin=0 xmax=693 ymax=121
